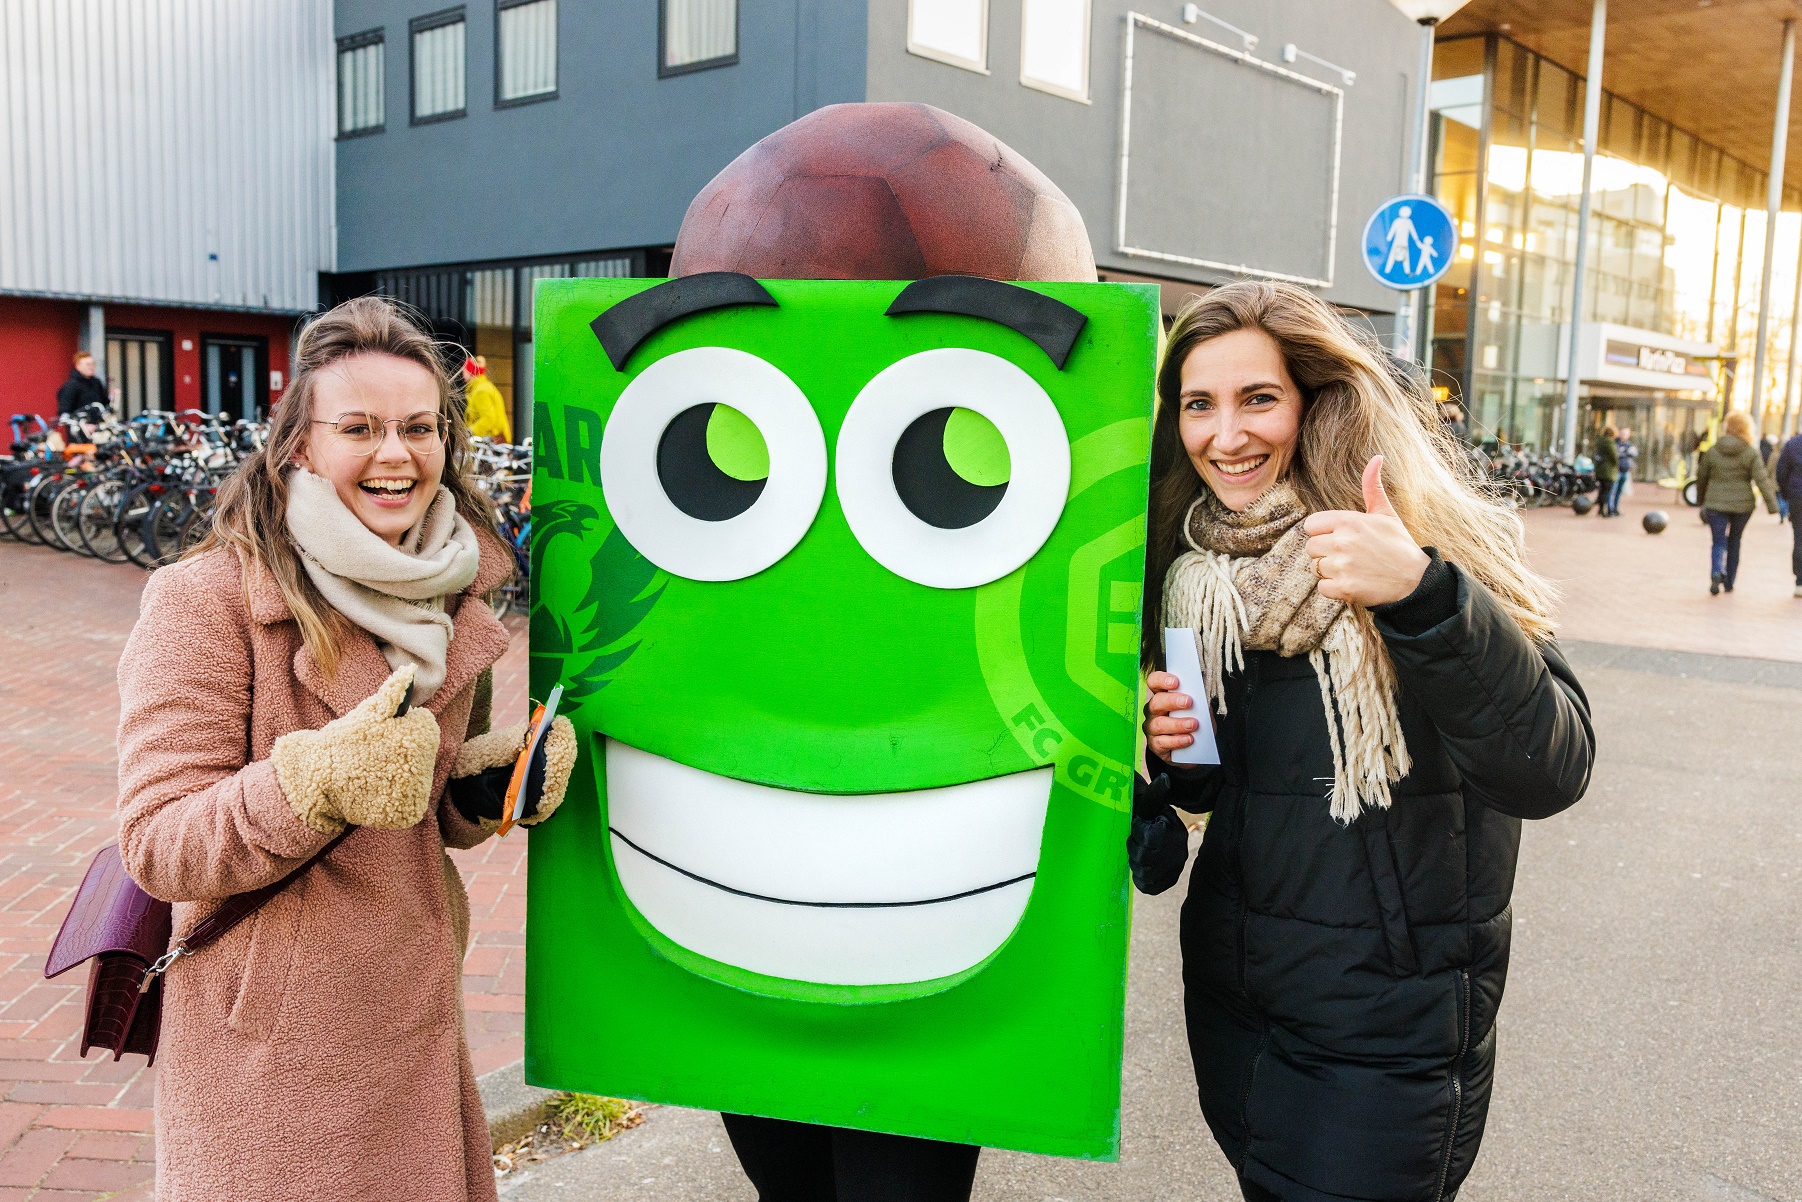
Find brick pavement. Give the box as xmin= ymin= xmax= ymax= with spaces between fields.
xmin=0 ymin=537 xmax=528 ymax=1200
xmin=1518 ymin=486 xmax=1802 ymax=663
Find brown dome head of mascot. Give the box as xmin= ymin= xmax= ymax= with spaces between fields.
xmin=669 ymin=102 xmax=1096 ymax=283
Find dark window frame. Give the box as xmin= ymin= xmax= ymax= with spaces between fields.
xmin=104 ymin=328 xmax=177 ymax=419
xmin=495 ymin=0 xmax=559 ymax=109
xmin=335 ymin=27 xmax=386 ymax=139
xmin=409 ymin=6 xmax=468 ymax=126
xmin=198 ymin=334 xmax=272 ymax=422
xmin=658 ymin=0 xmax=739 ymax=79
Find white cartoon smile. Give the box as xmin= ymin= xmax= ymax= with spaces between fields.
xmin=603 ymin=741 xmax=1052 ymax=986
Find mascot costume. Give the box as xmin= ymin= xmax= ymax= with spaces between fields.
xmin=525 ymin=102 xmax=1159 ymax=1181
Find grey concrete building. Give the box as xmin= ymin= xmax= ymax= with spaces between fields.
xmin=329 ymin=0 xmax=1424 ymax=430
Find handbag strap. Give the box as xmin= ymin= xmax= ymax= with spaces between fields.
xmin=138 ymin=828 xmax=351 ymax=993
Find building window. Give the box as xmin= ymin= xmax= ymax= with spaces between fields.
xmin=497 ymin=0 xmax=557 ymax=105
xmin=105 ymin=331 xmax=173 ymax=420
xmin=908 ymin=0 xmax=987 ymax=74
xmin=336 ymin=29 xmax=385 ymax=136
xmin=1020 ymin=0 xmax=1088 ymax=101
xmin=411 ymin=8 xmax=466 ymax=124
xmin=660 ymin=0 xmax=737 ymax=76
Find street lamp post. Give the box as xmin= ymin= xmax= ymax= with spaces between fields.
xmin=1387 ymin=1 xmax=1470 ymax=362
xmin=1751 ymin=20 xmax=1796 ymax=436
xmin=1560 ymin=0 xmax=1607 ymax=462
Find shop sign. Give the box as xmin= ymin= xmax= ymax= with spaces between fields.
xmin=1563 ymin=322 xmax=1717 ymax=390
xmin=1603 ymin=340 xmax=1709 ymax=381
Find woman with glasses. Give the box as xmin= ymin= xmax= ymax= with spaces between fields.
xmin=113 ymin=297 xmax=575 ymax=1202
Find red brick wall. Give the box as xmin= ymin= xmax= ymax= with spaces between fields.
xmin=0 ymin=298 xmax=299 ymax=421
xmin=0 ymin=298 xmax=82 ymax=421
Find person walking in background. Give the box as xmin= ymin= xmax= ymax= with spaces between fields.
xmin=1697 ymin=410 xmax=1779 ymax=595
xmin=1609 ymin=425 xmax=1636 ymax=516
xmin=1765 ymin=435 xmax=1789 ymax=524
xmin=1592 ymin=425 xmax=1618 ymax=518
xmin=1775 ymin=430 xmax=1802 ymax=595
xmin=461 ymin=356 xmax=513 ymax=443
xmin=1440 ymin=402 xmax=1469 ymax=444
xmin=55 ymin=350 xmax=109 ymax=419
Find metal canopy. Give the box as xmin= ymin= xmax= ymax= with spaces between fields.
xmin=1443 ymin=0 xmax=1802 ymax=192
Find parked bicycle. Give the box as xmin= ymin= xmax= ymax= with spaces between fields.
xmin=6 ymin=411 xmax=536 ymax=612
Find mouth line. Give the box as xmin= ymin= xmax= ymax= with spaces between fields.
xmin=608 ymin=826 xmax=1035 ymax=909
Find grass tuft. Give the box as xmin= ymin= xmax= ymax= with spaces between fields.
xmin=493 ymin=1093 xmax=646 ymax=1178
xmin=544 ymin=1093 xmax=642 ymax=1145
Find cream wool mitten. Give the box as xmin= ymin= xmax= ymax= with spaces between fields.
xmin=271 ymin=665 xmax=441 ymax=834
xmin=452 ymin=722 xmax=532 ymax=777
xmin=446 ymin=716 xmax=577 ymax=828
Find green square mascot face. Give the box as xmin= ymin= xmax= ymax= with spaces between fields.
xmin=527 ymin=274 xmax=1157 ymax=1158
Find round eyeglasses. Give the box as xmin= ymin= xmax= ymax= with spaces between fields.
xmin=311 ymin=411 xmax=448 ymax=456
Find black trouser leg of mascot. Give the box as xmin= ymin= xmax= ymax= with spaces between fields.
xmin=723 ymin=1113 xmax=980 ymax=1202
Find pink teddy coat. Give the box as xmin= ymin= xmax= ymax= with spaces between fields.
xmin=115 ymin=536 xmax=513 ymax=1202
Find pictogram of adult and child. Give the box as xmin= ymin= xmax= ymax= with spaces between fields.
xmin=1380 ymin=203 xmax=1441 ymax=280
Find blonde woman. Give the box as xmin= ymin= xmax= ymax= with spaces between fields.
xmin=1132 ymin=283 xmax=1594 ymax=1202
xmin=114 ymin=298 xmax=574 ymax=1202
xmin=1695 ymin=409 xmax=1778 ymax=594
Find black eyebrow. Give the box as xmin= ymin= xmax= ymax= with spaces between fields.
xmin=590 ymin=272 xmax=777 ymax=371
xmin=884 ymin=276 xmax=1088 ymax=369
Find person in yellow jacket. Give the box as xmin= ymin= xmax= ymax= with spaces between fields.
xmin=462 ymin=357 xmax=513 ymax=443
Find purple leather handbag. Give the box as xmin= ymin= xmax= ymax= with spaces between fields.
xmin=44 ymin=845 xmax=170 ymax=1062
xmin=45 ymin=835 xmax=346 ymax=1064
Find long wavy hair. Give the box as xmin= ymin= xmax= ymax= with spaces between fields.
xmin=1142 ymin=281 xmax=1556 ymax=660
xmin=190 ymin=296 xmax=501 ymax=678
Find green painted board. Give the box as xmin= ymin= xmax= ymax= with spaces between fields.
xmin=525 ymin=277 xmax=1157 ymax=1159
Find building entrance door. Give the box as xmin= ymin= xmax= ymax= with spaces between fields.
xmin=201 ymin=336 xmax=268 ymax=421
xmin=105 ymin=330 xmax=174 ymax=419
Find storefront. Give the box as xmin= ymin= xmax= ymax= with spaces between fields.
xmin=1423 ymin=33 xmax=1800 ymax=466
xmin=0 ymin=298 xmax=295 ymax=425
xmin=1561 ymin=322 xmax=1719 ymax=481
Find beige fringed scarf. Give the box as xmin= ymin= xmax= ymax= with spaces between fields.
xmin=286 ymin=468 xmax=482 ymax=703
xmin=1163 ymin=483 xmax=1410 ymax=823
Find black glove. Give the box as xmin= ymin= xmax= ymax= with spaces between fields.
xmin=1127 ymin=772 xmax=1191 ymax=896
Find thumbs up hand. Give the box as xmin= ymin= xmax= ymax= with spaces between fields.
xmin=1300 ymin=456 xmax=1431 ymax=607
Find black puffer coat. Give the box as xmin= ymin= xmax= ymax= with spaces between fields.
xmin=1134 ymin=558 xmax=1593 ymax=1202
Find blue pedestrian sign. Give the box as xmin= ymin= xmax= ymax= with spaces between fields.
xmin=1362 ymin=194 xmax=1458 ymax=290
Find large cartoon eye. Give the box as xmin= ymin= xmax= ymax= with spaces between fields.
xmin=600 ymin=347 xmax=826 ymax=581
xmin=835 ymin=348 xmax=1070 ymax=589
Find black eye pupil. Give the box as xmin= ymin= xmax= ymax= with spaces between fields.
xmin=657 ymin=404 xmax=767 ymax=522
xmin=892 ymin=408 xmax=1007 ymax=530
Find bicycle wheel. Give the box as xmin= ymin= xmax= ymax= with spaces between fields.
xmin=143 ymin=492 xmax=188 ymax=567
xmin=77 ymin=478 xmax=129 ymax=561
xmin=25 ymin=476 xmax=67 ymax=547
xmin=176 ymin=492 xmax=215 ymax=555
xmin=51 ymin=479 xmax=93 ymax=554
xmin=117 ymin=482 xmax=160 ymax=568
xmin=0 ymin=479 xmax=34 ymax=542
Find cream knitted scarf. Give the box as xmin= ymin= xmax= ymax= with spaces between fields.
xmin=286 ymin=468 xmax=482 ymax=703
xmin=1162 ymin=482 xmax=1409 ymax=823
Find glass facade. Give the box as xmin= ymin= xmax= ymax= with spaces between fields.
xmin=1427 ymin=35 xmax=1802 ymax=477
